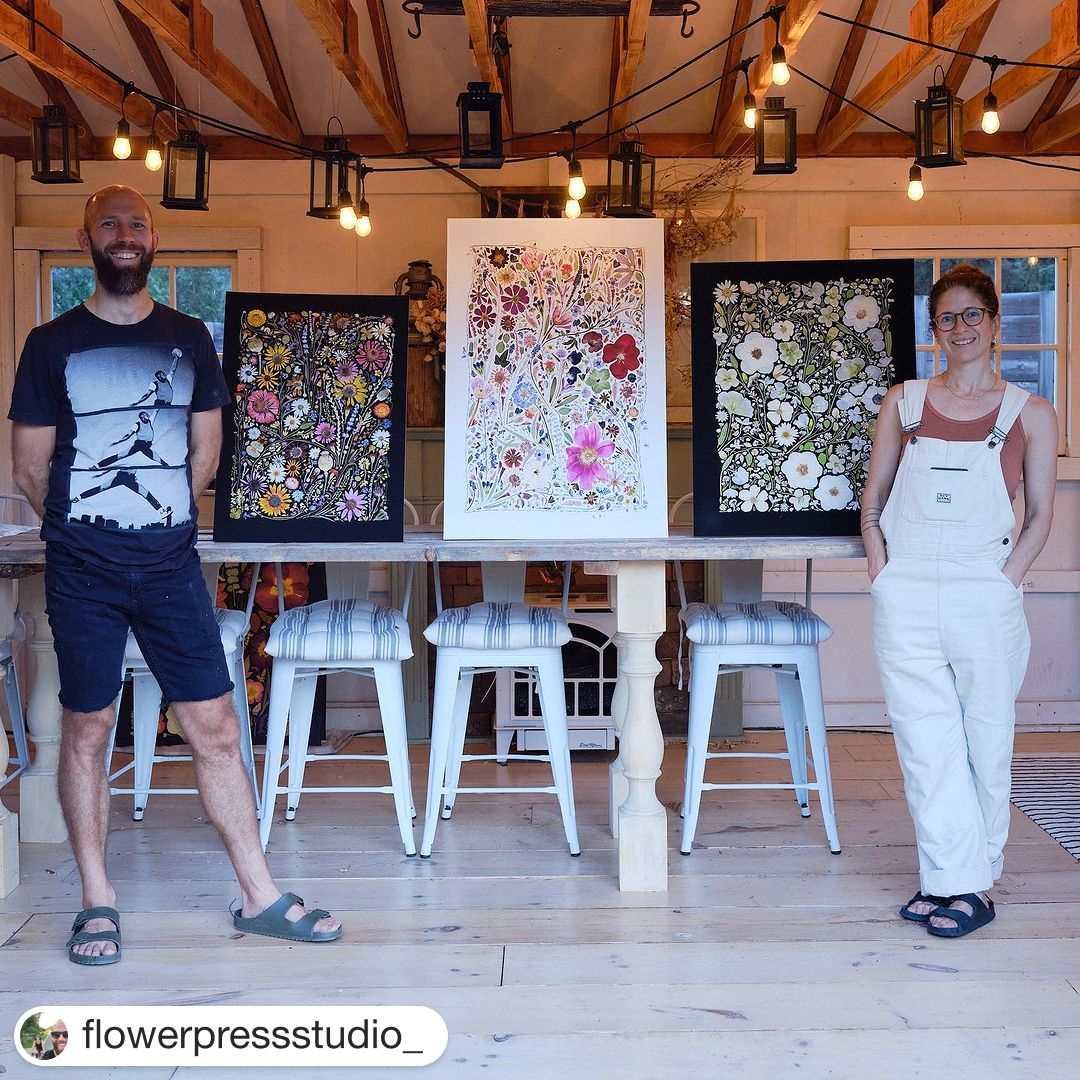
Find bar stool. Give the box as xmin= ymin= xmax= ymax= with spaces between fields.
xmin=107 ymin=562 xmax=260 ymax=820
xmin=420 ymin=508 xmax=579 ymax=857
xmin=670 ymin=493 xmax=840 ymax=856
xmin=258 ymin=504 xmax=420 ymax=854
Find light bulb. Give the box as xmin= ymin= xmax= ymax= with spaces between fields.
xmin=743 ymin=91 xmax=757 ymax=129
xmin=770 ymin=44 xmax=790 ymax=86
xmin=144 ymin=134 xmax=162 ymax=172
xmin=564 ymin=197 xmax=581 ymax=219
xmin=1027 ymin=255 xmax=1039 ymax=267
xmin=113 ymin=118 xmax=131 ymax=160
xmin=568 ymin=173 xmax=587 ymax=202
xmin=981 ymin=91 xmax=1000 ymax=134
xmin=354 ymin=198 xmax=371 ymax=237
xmin=339 ymin=203 xmax=357 ymax=230
xmin=907 ymin=164 xmax=924 ymax=201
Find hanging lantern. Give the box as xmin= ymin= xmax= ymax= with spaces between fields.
xmin=605 ymin=140 xmax=655 ymax=217
xmin=457 ymin=82 xmax=504 ymax=168
xmin=914 ymin=68 xmax=966 ymax=168
xmin=31 ymin=104 xmax=82 ymax=184
xmin=754 ymin=97 xmax=797 ymax=175
xmin=161 ymin=129 xmax=210 ymax=211
xmin=308 ymin=120 xmax=355 ymax=218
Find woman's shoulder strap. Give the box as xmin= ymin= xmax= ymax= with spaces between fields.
xmin=896 ymin=378 xmax=929 ymax=431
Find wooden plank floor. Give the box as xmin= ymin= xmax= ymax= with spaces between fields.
xmin=2 ymin=731 xmax=1078 ymax=1078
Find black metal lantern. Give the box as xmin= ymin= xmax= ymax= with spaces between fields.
xmin=161 ymin=129 xmax=210 ymax=211
xmin=915 ymin=68 xmax=965 ymax=168
xmin=308 ymin=119 xmax=355 ymax=218
xmin=31 ymin=104 xmax=82 ymax=184
xmin=754 ymin=97 xmax=797 ymax=175
xmin=457 ymin=82 xmax=504 ymax=168
xmin=605 ymin=140 xmax=655 ymax=217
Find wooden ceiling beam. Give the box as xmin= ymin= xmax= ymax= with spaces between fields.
xmin=239 ymin=0 xmax=301 ymax=134
xmin=816 ymin=0 xmax=879 ymax=136
xmin=943 ymin=1 xmax=998 ymax=91
xmin=1027 ymin=96 xmax=1080 ymax=153
xmin=292 ymin=0 xmax=408 ymax=152
xmin=461 ymin=0 xmax=513 ymax=136
xmin=0 ymin=83 xmax=39 ymax=131
xmin=1025 ymin=69 xmax=1080 ymax=143
xmin=112 ymin=0 xmax=187 ymax=115
xmin=363 ymin=0 xmax=407 ymax=136
xmin=960 ymin=0 xmax=1080 ymax=131
xmin=817 ymin=0 xmax=999 ymax=155
xmin=0 ymin=0 xmax=175 ymax=139
xmin=715 ymin=0 xmax=826 ymax=153
xmin=710 ymin=0 xmax=753 ymax=153
xmin=608 ymin=0 xmax=650 ymax=134
xmin=115 ymin=0 xmax=300 ymax=142
xmin=30 ymin=69 xmax=96 ymax=159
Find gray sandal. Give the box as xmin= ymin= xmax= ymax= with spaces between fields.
xmin=230 ymin=892 xmax=342 ymax=942
xmin=67 ymin=906 xmax=121 ymax=966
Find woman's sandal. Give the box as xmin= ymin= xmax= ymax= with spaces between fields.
xmin=67 ymin=906 xmax=121 ymax=966
xmin=926 ymin=893 xmax=995 ymax=938
xmin=230 ymin=892 xmax=342 ymax=942
xmin=899 ymin=892 xmax=954 ymax=924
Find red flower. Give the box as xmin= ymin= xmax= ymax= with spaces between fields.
xmin=583 ymin=331 xmax=604 ymax=353
xmin=602 ymin=334 xmax=641 ymax=380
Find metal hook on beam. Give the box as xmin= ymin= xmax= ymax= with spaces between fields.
xmin=403 ymin=1 xmax=423 ymax=39
xmin=680 ymin=2 xmax=700 ymax=39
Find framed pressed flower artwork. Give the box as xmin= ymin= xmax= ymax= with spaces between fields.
xmin=213 ymin=292 xmax=408 ymax=542
xmin=690 ymin=259 xmax=916 ymax=537
xmin=443 ymin=218 xmax=668 ymax=540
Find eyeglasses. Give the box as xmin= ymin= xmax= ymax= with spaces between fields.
xmin=930 ymin=306 xmax=993 ymax=332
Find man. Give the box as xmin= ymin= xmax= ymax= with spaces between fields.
xmin=9 ymin=185 xmax=341 ymax=965
xmin=40 ymin=1022 xmax=68 ymax=1059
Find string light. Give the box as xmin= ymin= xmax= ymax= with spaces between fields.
xmin=907 ymin=163 xmax=924 ymax=201
xmin=567 ymin=159 xmax=586 ymax=201
xmin=144 ymin=110 xmax=163 ymax=171
xmin=741 ymin=62 xmax=756 ymax=128
xmin=354 ymin=162 xmax=372 ymax=236
xmin=113 ymin=85 xmax=132 ymax=160
xmin=981 ymin=57 xmax=1002 ymax=134
xmin=769 ymin=10 xmax=790 ymax=87
xmin=564 ymin=197 xmax=581 ymax=218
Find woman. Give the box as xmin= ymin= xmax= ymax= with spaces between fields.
xmin=861 ymin=264 xmax=1057 ymax=937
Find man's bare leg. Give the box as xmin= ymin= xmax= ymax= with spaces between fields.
xmin=171 ymin=692 xmax=339 ymax=935
xmin=59 ymin=706 xmax=120 ymax=959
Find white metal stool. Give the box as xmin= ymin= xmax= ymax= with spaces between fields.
xmin=420 ymin=556 xmax=580 ymax=858
xmin=259 ymin=504 xmax=421 ymax=854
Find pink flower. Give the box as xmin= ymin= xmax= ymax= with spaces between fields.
xmin=582 ymin=331 xmax=603 ymax=353
xmin=359 ymin=340 xmax=389 ymax=369
xmin=334 ymin=358 xmax=359 ymax=382
xmin=336 ymin=490 xmax=369 ymax=521
xmin=314 ymin=421 xmax=337 ymax=443
xmin=473 ymin=300 xmax=495 ymax=329
xmin=565 ymin=423 xmax=615 ymax=490
xmin=246 ymin=389 xmax=280 ymax=424
xmin=501 ymin=284 xmax=530 ymax=314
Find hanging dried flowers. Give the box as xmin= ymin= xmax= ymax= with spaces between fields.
xmin=411 ymin=287 xmax=447 ymax=364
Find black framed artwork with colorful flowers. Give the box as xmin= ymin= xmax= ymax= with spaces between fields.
xmin=690 ymin=259 xmax=915 ymax=537
xmin=443 ymin=218 xmax=668 ymax=540
xmin=213 ymin=292 xmax=409 ymax=542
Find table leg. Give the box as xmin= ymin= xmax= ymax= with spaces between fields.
xmin=18 ymin=574 xmax=67 ymax=843
xmin=614 ymin=561 xmax=667 ymax=892
xmin=607 ymin=631 xmax=627 ymax=837
xmin=0 ymin=581 xmax=18 ymax=895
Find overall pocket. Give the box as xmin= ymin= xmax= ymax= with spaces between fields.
xmin=901 ymin=465 xmax=988 ymax=528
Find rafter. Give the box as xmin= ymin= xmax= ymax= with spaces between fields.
xmin=960 ymin=0 xmax=1080 ymax=131
xmin=711 ymin=0 xmax=754 ymax=153
xmin=364 ymin=0 xmax=407 ymax=136
xmin=943 ymin=1 xmax=998 ymax=91
xmin=461 ymin=0 xmax=513 ymax=136
xmin=115 ymin=0 xmax=300 ymax=142
xmin=608 ymin=0 xmax=650 ymax=133
xmin=715 ymin=0 xmax=826 ymax=153
xmin=0 ymin=83 xmax=39 ymax=131
xmin=817 ymin=0 xmax=999 ymax=155
xmin=30 ymin=70 xmax=95 ymax=159
xmin=240 ymin=0 xmax=301 ymax=134
xmin=1025 ymin=69 xmax=1080 ymax=143
xmin=292 ymin=0 xmax=408 ymax=152
xmin=0 ymin=0 xmax=174 ymax=139
xmin=1027 ymin=94 xmax=1080 ymax=153
xmin=112 ymin=0 xmax=187 ymax=115
xmin=816 ymin=0 xmax=879 ymax=136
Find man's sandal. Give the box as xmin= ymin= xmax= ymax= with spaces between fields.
xmin=67 ymin=906 xmax=121 ymax=966
xmin=230 ymin=892 xmax=342 ymax=942
xmin=926 ymin=893 xmax=995 ymax=938
xmin=899 ymin=892 xmax=954 ymax=924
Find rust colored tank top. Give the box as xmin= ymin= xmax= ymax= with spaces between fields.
xmin=900 ymin=397 xmax=1026 ymax=500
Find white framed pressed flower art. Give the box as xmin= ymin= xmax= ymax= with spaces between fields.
xmin=443 ymin=218 xmax=668 ymax=540
xmin=690 ymin=260 xmax=915 ymax=536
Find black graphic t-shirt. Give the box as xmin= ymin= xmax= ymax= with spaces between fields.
xmin=9 ymin=302 xmax=229 ymax=570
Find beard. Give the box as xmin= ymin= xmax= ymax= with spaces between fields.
xmin=90 ymin=242 xmax=155 ymax=296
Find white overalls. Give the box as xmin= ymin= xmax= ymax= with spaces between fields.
xmin=872 ymin=379 xmax=1031 ymax=896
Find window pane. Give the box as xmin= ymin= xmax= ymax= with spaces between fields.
xmin=913 ymin=259 xmax=934 ymax=346
xmin=148 ymin=267 xmax=170 ymax=307
xmin=50 ymin=266 xmax=95 ymax=318
xmin=176 ymin=265 xmax=232 ymax=352
xmin=999 ymin=349 xmax=1055 ymax=400
xmin=915 ymin=351 xmax=936 ymax=380
xmin=1001 ymin=257 xmax=1056 ymax=345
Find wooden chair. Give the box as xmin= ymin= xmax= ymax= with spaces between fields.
xmin=669 ymin=493 xmax=840 ymax=856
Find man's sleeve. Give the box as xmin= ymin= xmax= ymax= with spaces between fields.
xmin=8 ymin=327 xmax=62 ymax=425
xmin=190 ymin=320 xmax=230 ymax=412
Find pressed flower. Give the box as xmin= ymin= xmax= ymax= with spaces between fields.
xmin=602 ymin=334 xmax=641 ymax=379
xmin=334 ymin=358 xmax=360 ymax=382
xmin=263 ymin=343 xmax=291 ymax=374
xmin=314 ymin=421 xmax=336 ymax=443
xmin=259 ymin=484 xmax=292 ymax=517
xmin=246 ymin=389 xmax=280 ymax=424
xmin=501 ymin=284 xmax=530 ymax=314
xmin=565 ymin=423 xmax=615 ymax=490
xmin=336 ymin=489 xmax=369 ymax=521
xmin=372 ymin=401 xmax=391 ymax=419
xmin=247 ymin=309 xmax=266 ymax=328
xmin=359 ymin=340 xmax=389 ymax=369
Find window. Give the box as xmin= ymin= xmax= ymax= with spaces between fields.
xmin=42 ymin=254 xmax=235 ymax=353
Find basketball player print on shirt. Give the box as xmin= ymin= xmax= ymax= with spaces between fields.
xmin=65 ymin=344 xmax=195 ymax=531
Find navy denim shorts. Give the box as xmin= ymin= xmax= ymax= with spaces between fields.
xmin=44 ymin=547 xmax=234 ymax=714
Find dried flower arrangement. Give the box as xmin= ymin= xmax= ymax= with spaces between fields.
xmin=411 ymin=286 xmax=448 ymax=365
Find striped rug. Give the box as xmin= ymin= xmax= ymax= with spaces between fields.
xmin=1011 ymin=756 xmax=1080 ymax=861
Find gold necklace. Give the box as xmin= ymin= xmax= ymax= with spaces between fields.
xmin=940 ymin=374 xmax=1000 ymax=402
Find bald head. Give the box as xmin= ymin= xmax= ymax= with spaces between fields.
xmin=83 ymin=185 xmax=154 ymax=233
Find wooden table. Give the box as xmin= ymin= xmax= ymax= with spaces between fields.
xmin=0 ymin=528 xmax=865 ymax=897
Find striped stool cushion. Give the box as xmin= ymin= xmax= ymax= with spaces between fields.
xmin=424 ymin=603 xmax=572 ymax=650
xmin=681 ymin=601 xmax=832 ymax=647
xmin=267 ymin=599 xmax=413 ymax=662
xmin=125 ymin=608 xmax=248 ymax=665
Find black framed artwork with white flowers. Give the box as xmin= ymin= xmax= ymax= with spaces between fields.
xmin=690 ymin=259 xmax=915 ymax=537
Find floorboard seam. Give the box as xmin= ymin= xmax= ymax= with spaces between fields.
xmin=1 ymin=913 xmax=32 ymax=946
xmin=500 ymin=945 xmax=506 ymax=987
